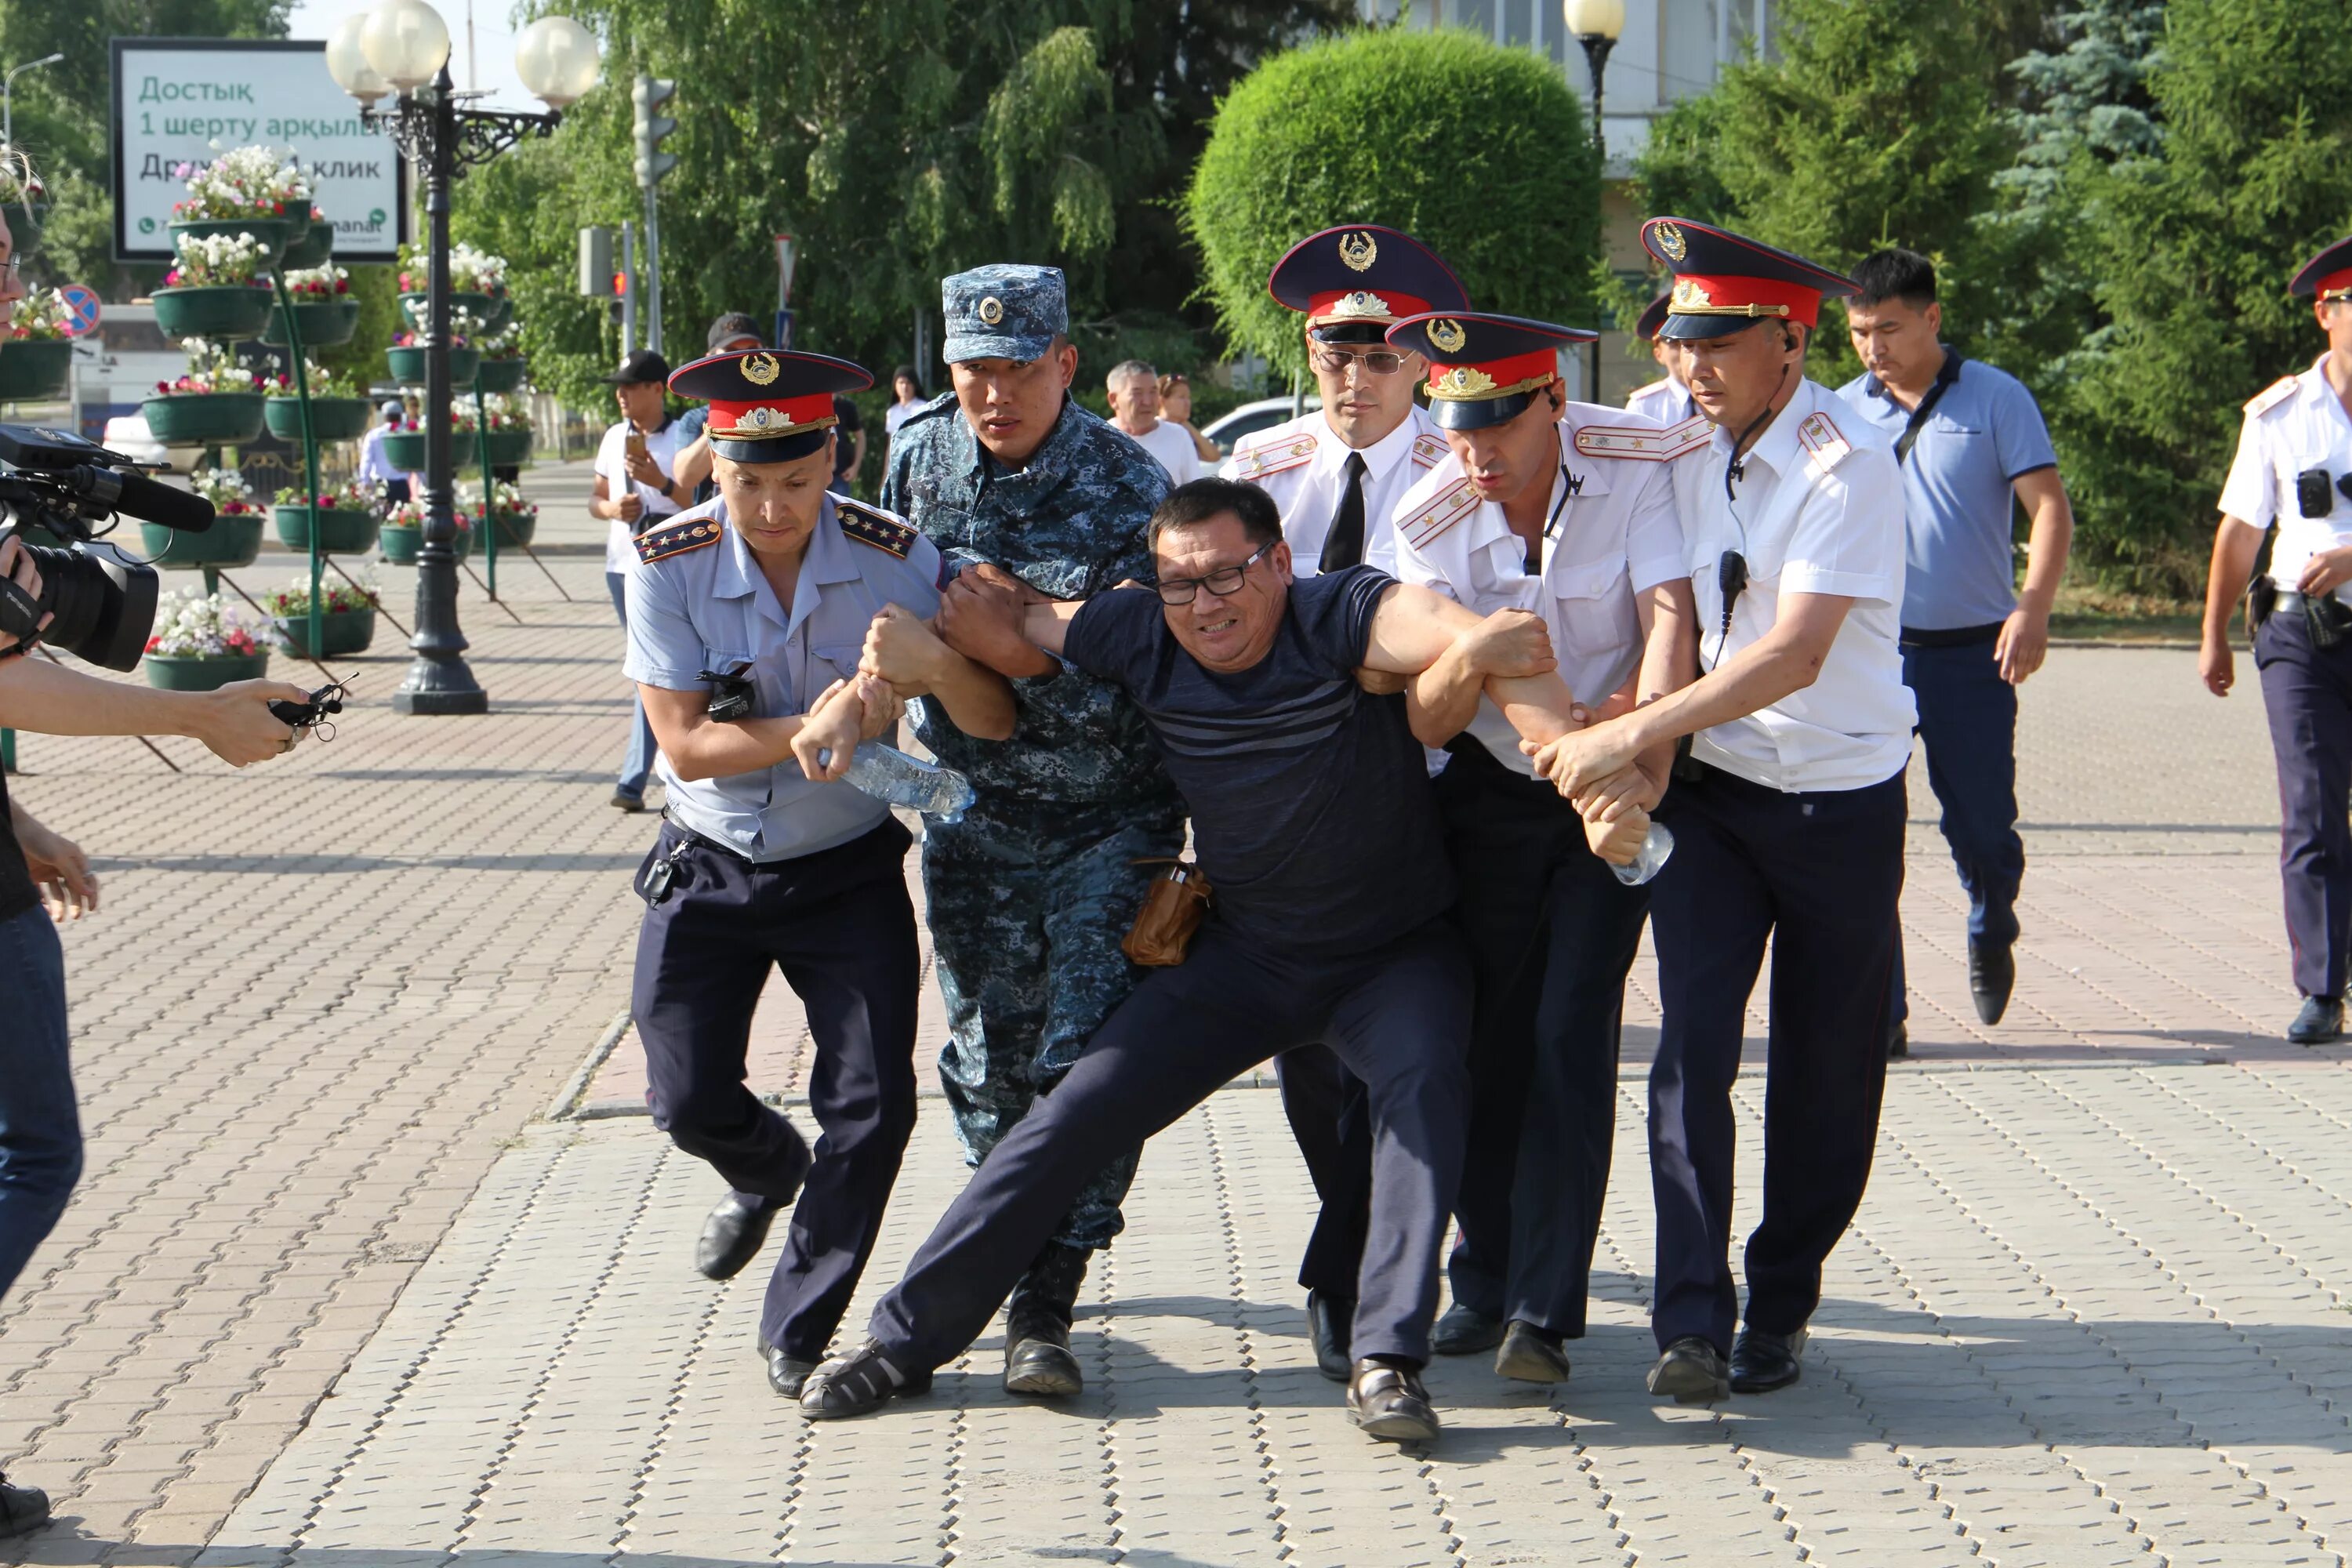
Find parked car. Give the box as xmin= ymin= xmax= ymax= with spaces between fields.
xmin=100 ymin=412 xmax=181 ymax=470
xmin=1203 ymin=395 xmax=1320 ymax=456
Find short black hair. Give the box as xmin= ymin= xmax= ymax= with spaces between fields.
xmin=1850 ymin=249 xmax=1937 ymax=310
xmin=892 ymin=364 xmax=918 ymax=383
xmin=1148 ymin=477 xmax=1282 ymax=554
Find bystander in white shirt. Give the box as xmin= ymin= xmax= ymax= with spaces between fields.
xmin=596 ymin=416 xmax=690 ymax=576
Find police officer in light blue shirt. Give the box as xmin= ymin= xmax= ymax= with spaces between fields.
xmin=623 ymin=347 xmax=1015 ymax=1400
xmin=1838 ymin=248 xmax=2074 ymax=1049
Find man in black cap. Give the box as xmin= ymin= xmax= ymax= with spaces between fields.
xmin=1533 ymin=217 xmax=1914 ymax=1405
xmin=675 ymin=314 xmax=768 ymax=505
xmin=594 ymin=347 xmax=693 ymax=813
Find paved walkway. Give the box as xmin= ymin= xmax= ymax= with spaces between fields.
xmin=5 ymin=459 xmax=2348 ymax=1566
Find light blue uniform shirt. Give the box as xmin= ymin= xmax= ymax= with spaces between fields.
xmin=623 ymin=493 xmax=946 ymax=862
xmin=1838 ymin=351 xmax=2058 ymax=632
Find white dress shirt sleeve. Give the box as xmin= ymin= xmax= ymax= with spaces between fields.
xmin=1779 ymin=443 xmax=1905 ymax=606
xmin=2217 ymin=408 xmax=2278 ymax=529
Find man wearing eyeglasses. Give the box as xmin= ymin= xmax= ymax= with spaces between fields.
xmin=806 ymin=476 xmax=1580 ymax=1444
xmin=1216 ymin=224 xmax=1466 ymax=1378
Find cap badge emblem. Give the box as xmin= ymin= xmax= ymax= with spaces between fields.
xmin=1654 ymin=221 xmax=1688 ymax=263
xmin=1438 ymin=365 xmax=1498 ymax=396
xmin=1427 ymin=318 xmax=1467 ymax=354
xmin=750 ymin=406 xmax=772 ymax=428
xmin=978 ymin=296 xmax=1005 ymax=326
xmin=1671 ymin=277 xmax=1711 ymax=310
xmin=1326 ymin=289 xmax=1393 ymax=320
xmin=1338 ymin=230 xmax=1378 ymax=273
xmin=741 ymin=352 xmax=780 ymax=387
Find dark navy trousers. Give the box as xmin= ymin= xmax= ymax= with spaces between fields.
xmin=2254 ymin=608 xmax=2352 ymax=1000
xmin=1889 ymin=630 xmax=2024 ymax=1025
xmin=869 ymin=918 xmax=1472 ymax=1372
xmin=1276 ymin=1043 xmax=1370 ymax=1300
xmin=632 ymin=818 xmax=920 ymax=1361
xmin=1647 ymin=763 xmax=1904 ymax=1354
xmin=1434 ymin=741 xmax=1650 ymax=1337
xmin=0 ymin=906 xmax=80 ymax=1301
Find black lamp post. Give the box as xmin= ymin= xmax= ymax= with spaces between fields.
xmin=328 ymin=2 xmax=598 ymax=713
xmin=1565 ymin=0 xmax=1625 ymax=403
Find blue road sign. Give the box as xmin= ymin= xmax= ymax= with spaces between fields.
xmin=58 ymin=285 xmax=102 ymax=338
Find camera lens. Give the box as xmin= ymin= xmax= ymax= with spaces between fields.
xmin=17 ymin=539 xmax=158 ymax=672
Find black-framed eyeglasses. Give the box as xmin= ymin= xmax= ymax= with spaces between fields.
xmin=1154 ymin=541 xmax=1276 ymax=604
xmin=1308 ymin=345 xmax=1409 ymax=376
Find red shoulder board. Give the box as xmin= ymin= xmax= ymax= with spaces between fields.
xmin=633 ymin=514 xmax=724 ymax=566
xmin=1573 ymin=414 xmax=1711 ymax=463
xmin=1410 ymin=432 xmax=1449 ymax=470
xmin=836 ymin=499 xmax=918 ymax=560
xmin=2245 ymin=376 xmax=2300 ymax=417
xmin=1795 ymin=410 xmax=1855 ymax=471
xmin=1230 ymin=430 xmax=1317 ymax=481
xmin=1399 ymin=477 xmax=1479 ymax=550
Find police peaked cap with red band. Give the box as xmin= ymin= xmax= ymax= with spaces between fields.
xmin=1640 ymin=216 xmax=1857 ymax=342
xmin=667 ymin=350 xmax=871 ymax=463
xmin=2292 ymin=236 xmax=2352 ymax=302
xmin=1268 ymin=225 xmax=1471 ymax=343
xmin=1634 ymin=291 xmax=1673 ymax=343
xmin=1386 ymin=312 xmax=1594 ymax=432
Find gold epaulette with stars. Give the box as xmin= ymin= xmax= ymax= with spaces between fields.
xmin=1399 ymin=477 xmax=1479 ymax=550
xmin=1410 ymin=431 xmax=1448 ymax=470
xmin=835 ymin=498 xmax=919 ymax=560
xmin=2245 ymin=376 xmax=2301 ymax=417
xmin=1795 ymin=410 xmax=1855 ymax=471
xmin=633 ymin=514 xmax=724 ymax=566
xmin=1573 ymin=412 xmax=1712 ymax=463
xmin=1230 ymin=430 xmax=1317 ymax=481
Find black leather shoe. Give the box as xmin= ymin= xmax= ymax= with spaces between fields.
xmin=1886 ymin=1021 xmax=1909 ymax=1061
xmin=800 ymin=1341 xmax=929 ymax=1419
xmin=1729 ymin=1327 xmax=1807 ymax=1394
xmin=695 ymin=1194 xmax=775 ymax=1280
xmin=2289 ymin=995 xmax=2346 ymax=1045
xmin=765 ymin=1345 xmax=819 ymax=1399
xmin=1003 ymin=1241 xmax=1088 ymax=1397
xmin=1493 ymin=1319 xmax=1573 ymax=1384
xmin=1646 ymin=1335 xmax=1730 ymax=1404
xmin=1305 ymin=1290 xmax=1354 ymax=1382
xmin=0 ymin=1474 xmax=49 ymax=1539
xmin=1347 ymin=1359 xmax=1440 ymax=1443
xmin=1429 ymin=1301 xmax=1504 ymax=1356
xmin=1969 ymin=938 xmax=2016 ymax=1026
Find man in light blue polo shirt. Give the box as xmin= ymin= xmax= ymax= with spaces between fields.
xmin=1839 ymin=248 xmax=2075 ymax=1048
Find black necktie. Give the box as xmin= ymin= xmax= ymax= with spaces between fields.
xmin=1320 ymin=452 xmax=1368 ymax=572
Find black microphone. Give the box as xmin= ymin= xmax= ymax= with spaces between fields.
xmin=63 ymin=466 xmax=216 ymax=532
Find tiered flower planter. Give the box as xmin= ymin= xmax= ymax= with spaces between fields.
xmin=141 ymin=513 xmax=265 ymax=569
xmin=144 ymin=650 xmax=270 ymax=690
xmin=0 ymin=339 xmax=73 ymax=401
xmin=264 ymin=396 xmax=372 ymax=442
xmin=272 ymin=604 xmax=376 ymax=658
xmin=272 ymin=505 xmax=380 ymax=554
xmin=378 ymin=522 xmax=474 ymax=564
xmin=263 ymin=298 xmax=360 ymax=349
xmin=142 ymin=393 xmax=267 ymax=445
xmin=385 ymin=345 xmax=480 ymax=384
xmin=474 ymin=357 xmax=528 ymax=394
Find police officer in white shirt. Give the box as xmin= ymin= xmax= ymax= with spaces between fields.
xmin=2201 ymin=234 xmax=2352 ymax=1045
xmin=593 ymin=348 xmax=694 ymax=811
xmin=1624 ymin=292 xmax=1697 ymax=425
xmin=1533 ymin=219 xmax=1914 ymax=1405
xmin=1218 ymin=223 xmax=1466 ymax=1377
xmin=1382 ymin=310 xmax=1697 ymax=1383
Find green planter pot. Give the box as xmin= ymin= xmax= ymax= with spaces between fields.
xmin=153 ymin=285 xmax=274 ymax=340
xmin=385 ymin=345 xmax=480 ymax=386
xmin=273 ymin=505 xmax=380 ymax=554
xmin=264 ymin=396 xmax=372 ymax=442
xmin=142 ymin=392 xmax=267 ymax=445
xmin=399 ymin=291 xmax=495 ymax=329
xmin=9 ymin=205 xmax=42 ymax=254
xmin=143 ymin=512 xmax=264 ymax=569
xmin=270 ymin=604 xmax=376 ymax=657
xmin=0 ymin=339 xmax=73 ymax=402
xmin=380 ymin=430 xmax=424 ymax=470
xmin=473 ymin=428 xmax=532 ymax=466
xmin=474 ymin=357 xmax=527 ymax=394
xmin=378 ymin=522 xmax=474 ymax=564
xmin=480 ymin=511 xmax=537 ymax=548
xmin=262 ymin=298 xmax=360 ymax=349
xmin=144 ymin=649 xmax=270 ymax=691
xmin=278 ymin=207 xmax=332 ymax=269
xmin=167 ymin=216 xmax=293 ymax=255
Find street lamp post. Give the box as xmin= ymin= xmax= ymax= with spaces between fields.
xmin=2 ymin=53 xmax=65 ymax=152
xmin=1564 ymin=0 xmax=1624 ymax=402
xmin=327 ymin=2 xmax=597 ymax=714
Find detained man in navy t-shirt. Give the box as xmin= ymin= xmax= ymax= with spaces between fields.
xmin=800 ymin=477 xmax=1599 ymax=1444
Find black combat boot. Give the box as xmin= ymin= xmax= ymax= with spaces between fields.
xmin=1003 ymin=1240 xmax=1090 ymax=1397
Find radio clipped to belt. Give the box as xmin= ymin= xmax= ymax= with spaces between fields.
xmin=1122 ymin=858 xmax=1213 ymax=967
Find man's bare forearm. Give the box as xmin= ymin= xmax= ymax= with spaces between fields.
xmin=2203 ymin=517 xmax=2263 ymax=640
xmin=921 ymin=648 xmax=1016 ymax=741
xmin=0 ymin=655 xmax=214 ymax=738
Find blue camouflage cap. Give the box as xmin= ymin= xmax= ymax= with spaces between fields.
xmin=942 ymin=264 xmax=1068 ymax=364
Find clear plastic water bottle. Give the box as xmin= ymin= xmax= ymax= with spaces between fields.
xmin=1612 ymin=822 xmax=1676 ymax=887
xmin=815 ymin=742 xmax=977 ymax=823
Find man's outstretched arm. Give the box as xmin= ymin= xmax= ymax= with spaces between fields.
xmin=1363 ymin=583 xmax=1577 ymax=750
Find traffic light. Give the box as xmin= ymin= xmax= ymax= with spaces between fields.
xmin=633 ymin=75 xmax=678 ymax=189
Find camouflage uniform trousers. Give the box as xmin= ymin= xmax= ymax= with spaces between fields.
xmin=922 ymin=796 xmax=1187 ymax=1251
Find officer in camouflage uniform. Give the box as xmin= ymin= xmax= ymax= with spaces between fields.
xmin=880 ymin=264 xmax=1185 ymax=1399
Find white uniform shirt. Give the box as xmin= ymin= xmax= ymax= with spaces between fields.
xmin=596 ymin=417 xmax=691 ymax=576
xmin=1672 ymin=378 xmax=1916 ymax=793
xmin=1388 ymin=405 xmax=1687 ymax=776
xmin=1627 ymin=376 xmax=1695 ymax=425
xmin=2219 ymin=354 xmax=2352 ymax=602
xmin=1221 ymin=405 xmax=1450 ymax=577
xmin=1119 ymin=417 xmax=1203 ymax=485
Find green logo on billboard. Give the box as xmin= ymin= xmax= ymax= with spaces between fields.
xmin=369 ymin=208 xmax=386 ymax=225
xmin=138 ymin=216 xmax=156 ymax=234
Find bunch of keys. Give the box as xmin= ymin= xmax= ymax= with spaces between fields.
xmin=267 ymin=680 xmax=352 ymax=742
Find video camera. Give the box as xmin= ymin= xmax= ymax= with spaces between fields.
xmin=0 ymin=423 xmax=216 ymax=670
